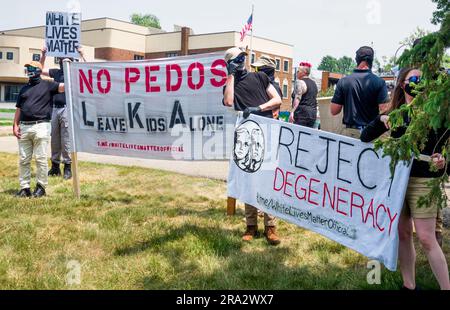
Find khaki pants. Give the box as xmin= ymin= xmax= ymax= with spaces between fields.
xmin=18 ymin=122 xmax=51 ymax=189
xmin=245 ymin=204 xmax=276 ymax=227
xmin=51 ymin=107 xmax=72 ymax=165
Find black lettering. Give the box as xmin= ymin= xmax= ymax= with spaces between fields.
xmin=128 ymin=102 xmax=144 ymax=129
xmin=277 ymin=126 xmax=294 ymax=164
xmin=295 ymin=131 xmax=311 ymax=171
xmin=169 ymin=100 xmax=186 ymax=128
xmin=337 ymin=140 xmax=354 ymax=184
xmin=316 ymin=136 xmax=336 ymax=175
xmin=82 ymin=101 xmax=94 ymax=127
xmin=357 ymin=148 xmax=379 ymax=190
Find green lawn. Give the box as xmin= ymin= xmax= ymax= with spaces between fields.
xmin=0 ymin=109 xmax=15 ymax=113
xmin=0 ymin=152 xmax=447 ymax=290
xmin=0 ymin=119 xmax=13 ymax=127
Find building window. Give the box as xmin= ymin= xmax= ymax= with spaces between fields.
xmin=166 ymin=52 xmax=178 ymax=58
xmin=134 ymin=55 xmax=144 ymax=60
xmin=282 ymin=82 xmax=289 ymax=99
xmin=6 ymin=52 xmax=13 ymax=60
xmin=5 ymin=85 xmax=22 ymax=102
xmin=0 ymin=52 xmax=2 ymax=59
xmin=275 ymin=58 xmax=281 ymax=71
xmin=32 ymin=54 xmax=41 ymax=61
xmin=283 ymin=60 xmax=289 ymax=72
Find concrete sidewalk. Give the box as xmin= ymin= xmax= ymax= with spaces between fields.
xmin=0 ymin=136 xmax=229 ymax=181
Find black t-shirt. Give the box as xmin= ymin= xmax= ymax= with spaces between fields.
xmin=49 ymin=68 xmax=66 ymax=106
xmin=16 ymin=80 xmax=60 ymax=121
xmin=332 ymin=69 xmax=388 ymax=126
xmin=224 ymin=72 xmax=273 ymax=118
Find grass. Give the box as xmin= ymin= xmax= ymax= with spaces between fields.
xmin=0 ymin=109 xmax=15 ymax=113
xmin=0 ymin=152 xmax=447 ymax=290
xmin=0 ymin=119 xmax=13 ymax=127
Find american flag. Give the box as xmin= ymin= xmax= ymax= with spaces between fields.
xmin=240 ymin=14 xmax=253 ymax=42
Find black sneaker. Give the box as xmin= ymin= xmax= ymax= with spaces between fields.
xmin=63 ymin=163 xmax=72 ymax=180
xmin=16 ymin=188 xmax=32 ymax=198
xmin=48 ymin=162 xmax=61 ymax=177
xmin=32 ymin=183 xmax=46 ymax=198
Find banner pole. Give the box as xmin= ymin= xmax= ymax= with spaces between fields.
xmin=63 ymin=60 xmax=80 ymax=199
xmin=227 ymin=197 xmax=236 ymax=216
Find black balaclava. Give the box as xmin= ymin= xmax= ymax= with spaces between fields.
xmin=258 ymin=67 xmax=275 ymax=83
xmin=26 ymin=66 xmax=42 ymax=85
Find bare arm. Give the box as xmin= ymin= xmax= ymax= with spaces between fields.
xmin=330 ymin=103 xmax=343 ymax=116
xmin=260 ymin=84 xmax=282 ymax=112
xmin=40 ymin=46 xmax=50 ymax=76
xmin=13 ymin=109 xmax=21 ymax=139
xmin=58 ymin=83 xmax=65 ymax=93
xmin=223 ymin=75 xmax=235 ymax=107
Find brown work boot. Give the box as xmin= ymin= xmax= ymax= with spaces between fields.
xmin=436 ymin=231 xmax=443 ymax=249
xmin=242 ymin=226 xmax=258 ymax=242
xmin=264 ymin=226 xmax=281 ymax=246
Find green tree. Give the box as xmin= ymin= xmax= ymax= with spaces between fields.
xmin=318 ymin=55 xmax=338 ymax=72
xmin=400 ymin=27 xmax=431 ymax=47
xmin=376 ymin=0 xmax=449 ymax=209
xmin=130 ymin=13 xmax=161 ymax=29
xmin=336 ymin=56 xmax=355 ymax=75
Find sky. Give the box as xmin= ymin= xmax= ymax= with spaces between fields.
xmin=0 ymin=0 xmax=441 ymax=77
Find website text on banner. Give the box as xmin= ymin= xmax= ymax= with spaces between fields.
xmin=227 ymin=114 xmax=412 ymax=271
xmin=66 ymin=53 xmax=237 ymax=160
xmin=45 ymin=11 xmax=81 ymax=58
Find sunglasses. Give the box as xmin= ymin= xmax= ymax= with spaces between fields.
xmin=406 ymin=76 xmax=421 ymax=84
xmin=27 ymin=66 xmax=38 ymax=72
xmin=232 ymin=54 xmax=246 ymax=64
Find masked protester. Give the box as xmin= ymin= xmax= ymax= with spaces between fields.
xmin=223 ymin=47 xmax=282 ymax=245
xmin=360 ymin=68 xmax=450 ymax=290
xmin=330 ymin=46 xmax=390 ymax=139
xmin=289 ymin=62 xmax=318 ymax=127
xmin=13 ymin=61 xmax=65 ymax=198
xmin=39 ymin=46 xmax=86 ymax=180
xmin=251 ymin=55 xmax=282 ymax=119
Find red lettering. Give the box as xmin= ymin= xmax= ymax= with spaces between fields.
xmin=187 ymin=62 xmax=205 ymax=90
xmin=97 ymin=69 xmax=111 ymax=94
xmin=145 ymin=66 xmax=161 ymax=92
xmin=365 ymin=199 xmax=375 ymax=228
xmin=273 ymin=168 xmax=284 ymax=192
xmin=387 ymin=208 xmax=398 ymax=236
xmin=375 ymin=204 xmax=386 ymax=232
xmin=166 ymin=64 xmax=182 ymax=92
xmin=210 ymin=59 xmax=227 ymax=87
xmin=284 ymin=171 xmax=294 ymax=197
xmin=308 ymin=178 xmax=320 ymax=206
xmin=294 ymin=175 xmax=307 ymax=200
xmin=125 ymin=68 xmax=140 ymax=93
xmin=350 ymin=192 xmax=365 ymax=222
xmin=336 ymin=187 xmax=349 ymax=216
xmin=322 ymin=182 xmax=335 ymax=210
xmin=79 ymin=69 xmax=93 ymax=94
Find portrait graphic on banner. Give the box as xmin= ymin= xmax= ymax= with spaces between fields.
xmin=66 ymin=53 xmax=236 ymax=160
xmin=228 ymin=114 xmax=412 ymax=271
xmin=45 ymin=11 xmax=81 ymax=58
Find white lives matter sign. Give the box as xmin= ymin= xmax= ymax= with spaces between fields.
xmin=66 ymin=53 xmax=236 ymax=160
xmin=46 ymin=11 xmax=81 ymax=58
xmin=228 ymin=114 xmax=412 ymax=271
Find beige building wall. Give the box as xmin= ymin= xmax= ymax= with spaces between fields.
xmin=145 ymin=32 xmax=182 ymax=53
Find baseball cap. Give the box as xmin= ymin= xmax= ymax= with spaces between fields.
xmin=24 ymin=61 xmax=43 ymax=70
xmin=251 ymin=55 xmax=276 ymax=69
xmin=224 ymin=47 xmax=248 ymax=63
xmin=356 ymin=46 xmax=374 ymax=61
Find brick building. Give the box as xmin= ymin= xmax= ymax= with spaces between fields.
xmin=0 ymin=17 xmax=294 ymax=109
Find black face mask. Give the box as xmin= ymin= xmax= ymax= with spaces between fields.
xmin=258 ymin=67 xmax=275 ymax=80
xmin=27 ymin=67 xmax=42 ymax=84
xmin=234 ymin=64 xmax=248 ymax=80
xmin=404 ymin=84 xmax=417 ymax=97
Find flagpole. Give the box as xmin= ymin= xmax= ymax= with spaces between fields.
xmin=249 ymin=4 xmax=254 ymax=67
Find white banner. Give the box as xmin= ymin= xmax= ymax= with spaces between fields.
xmin=66 ymin=53 xmax=236 ymax=160
xmin=228 ymin=114 xmax=411 ymax=271
xmin=45 ymin=11 xmax=81 ymax=58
